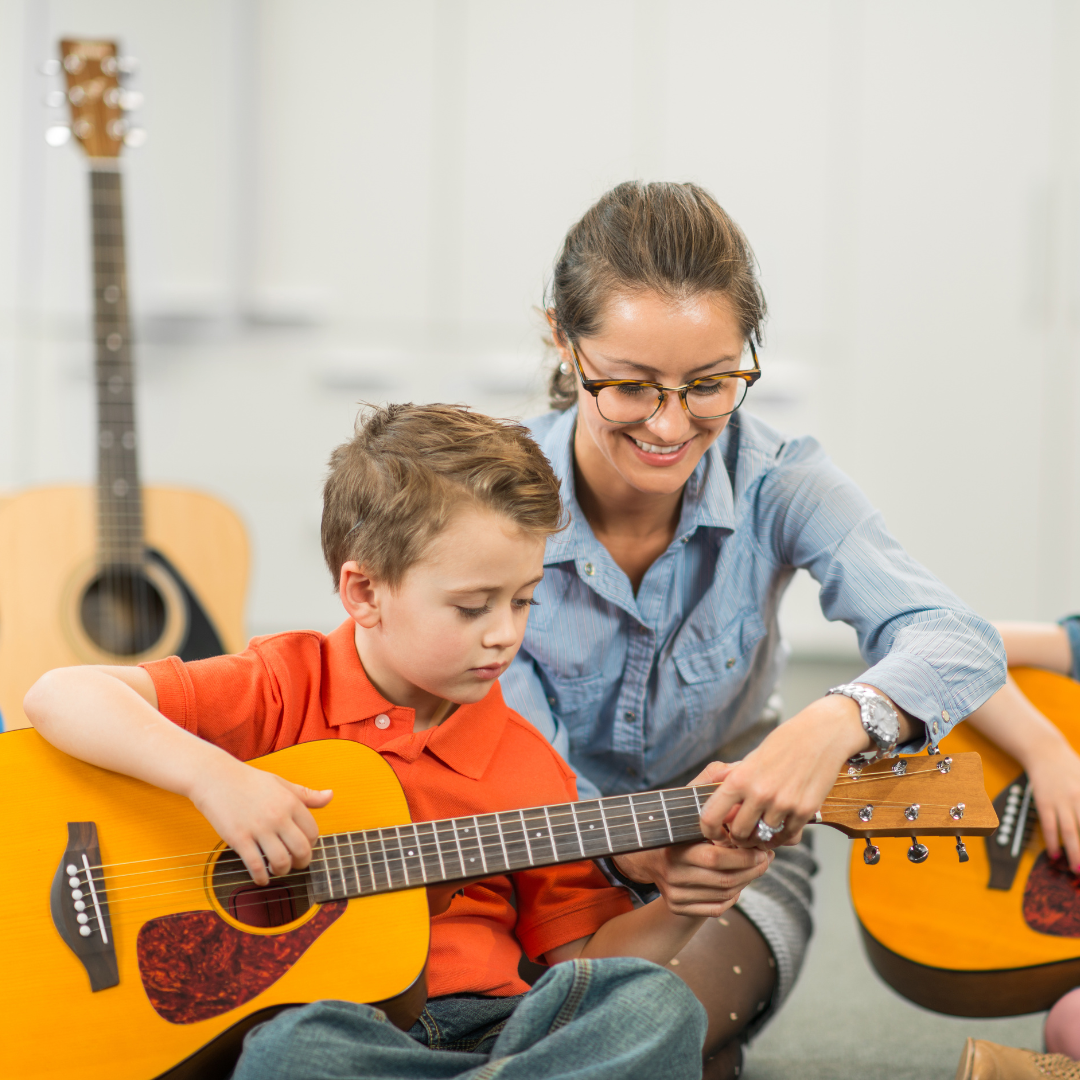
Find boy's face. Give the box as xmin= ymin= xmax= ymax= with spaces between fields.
xmin=344 ymin=506 xmax=546 ymax=716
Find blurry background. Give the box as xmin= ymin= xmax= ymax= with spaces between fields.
xmin=1 ymin=0 xmax=1079 ymax=650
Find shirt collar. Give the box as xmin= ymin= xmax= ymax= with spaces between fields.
xmin=534 ymin=405 xmax=738 ymax=567
xmin=321 ymin=619 xmax=507 ymax=780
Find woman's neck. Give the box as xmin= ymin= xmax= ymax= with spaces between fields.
xmin=572 ymin=426 xmax=685 ymax=593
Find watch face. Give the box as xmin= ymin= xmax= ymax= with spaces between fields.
xmin=866 ymin=697 xmax=899 ymax=740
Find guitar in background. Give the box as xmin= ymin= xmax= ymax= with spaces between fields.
xmin=850 ymin=668 xmax=1080 ymax=1017
xmin=0 ymin=40 xmax=248 ymax=730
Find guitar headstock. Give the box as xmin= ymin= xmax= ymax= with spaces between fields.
xmin=55 ymin=40 xmax=140 ymax=158
xmin=818 ymin=752 xmax=998 ymax=864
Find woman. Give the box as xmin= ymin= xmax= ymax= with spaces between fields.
xmin=501 ymin=181 xmax=1005 ymax=1079
xmin=956 ymin=617 xmax=1080 ymax=1080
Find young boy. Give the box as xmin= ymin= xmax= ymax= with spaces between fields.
xmin=25 ymin=403 xmax=771 ymax=1080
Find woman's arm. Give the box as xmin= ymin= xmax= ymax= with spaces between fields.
xmin=24 ymin=666 xmax=331 ymax=884
xmin=964 ymin=622 xmax=1080 ymax=870
xmin=546 ymin=843 xmax=772 ymax=966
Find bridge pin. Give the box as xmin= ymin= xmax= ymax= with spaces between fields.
xmin=66 ymin=864 xmax=78 ymax=876
xmin=79 ymin=926 xmax=91 ymax=937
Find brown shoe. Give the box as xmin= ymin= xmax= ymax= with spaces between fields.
xmin=955 ymin=1038 xmax=1080 ymax=1080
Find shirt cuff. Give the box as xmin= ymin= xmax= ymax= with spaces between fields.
xmin=854 ymin=652 xmax=963 ymax=752
xmin=1058 ymin=615 xmax=1080 ymax=683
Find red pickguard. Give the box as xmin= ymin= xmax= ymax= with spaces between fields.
xmin=1023 ymin=853 xmax=1080 ymax=938
xmin=136 ymin=902 xmax=346 ymax=1023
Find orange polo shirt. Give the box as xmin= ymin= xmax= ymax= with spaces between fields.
xmin=142 ymin=619 xmax=632 ymax=998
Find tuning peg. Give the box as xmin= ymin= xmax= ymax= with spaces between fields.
xmin=119 ymin=89 xmax=144 ymax=110
xmin=123 ymin=127 xmax=148 ymax=148
xmin=904 ymin=803 xmax=920 ymax=821
xmin=44 ymin=125 xmax=71 ymax=147
xmin=955 ymin=836 xmax=969 ymax=863
xmin=43 ymin=90 xmax=67 ymax=108
xmin=907 ymin=836 xmax=929 ymax=863
xmin=116 ymin=56 xmax=139 ymax=75
xmin=39 ymin=59 xmax=61 ymax=75
xmin=863 ymin=838 xmax=881 ymax=865
xmin=936 ymin=756 xmax=953 ymax=774
xmin=927 ymin=743 xmax=941 ymax=756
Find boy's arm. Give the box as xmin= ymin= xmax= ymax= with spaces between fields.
xmin=964 ymin=621 xmax=1080 ymax=870
xmin=544 ymin=843 xmax=772 ymax=967
xmin=24 ymin=666 xmax=331 ymax=885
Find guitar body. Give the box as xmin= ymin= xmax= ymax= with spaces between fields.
xmin=850 ymin=668 xmax=1080 ymax=1016
xmin=0 ymin=731 xmax=429 ymax=1080
xmin=0 ymin=485 xmax=248 ymax=730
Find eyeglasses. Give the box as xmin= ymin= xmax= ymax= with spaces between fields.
xmin=569 ymin=340 xmax=761 ymax=424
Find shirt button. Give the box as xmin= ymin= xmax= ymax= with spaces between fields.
xmin=623 ymin=711 xmax=636 ymax=723
xmin=725 ymin=658 xmax=736 ymax=669
xmin=941 ymin=709 xmax=950 ymax=723
xmin=931 ymin=721 xmax=939 ymax=736
xmin=374 ymin=713 xmax=391 ymax=729
xmin=583 ymin=562 xmax=596 ymax=577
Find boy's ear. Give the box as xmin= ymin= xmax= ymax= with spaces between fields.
xmin=339 ymin=561 xmax=381 ymax=628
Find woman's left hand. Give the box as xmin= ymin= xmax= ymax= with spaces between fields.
xmin=699 ymin=693 xmax=875 ymax=848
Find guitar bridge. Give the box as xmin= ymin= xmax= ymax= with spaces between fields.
xmin=50 ymin=822 xmax=118 ymax=991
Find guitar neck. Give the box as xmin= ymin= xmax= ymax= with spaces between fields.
xmin=90 ymin=164 xmax=144 ymax=565
xmin=310 ymin=784 xmax=717 ymax=903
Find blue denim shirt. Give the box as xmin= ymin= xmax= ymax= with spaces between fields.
xmin=502 ymin=407 xmax=1006 ymax=798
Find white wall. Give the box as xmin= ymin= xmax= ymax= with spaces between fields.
xmin=1 ymin=0 xmax=1078 ymax=650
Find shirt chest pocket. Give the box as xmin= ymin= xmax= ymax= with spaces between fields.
xmin=672 ymin=609 xmax=768 ymax=688
xmin=541 ymin=670 xmax=609 ymax=746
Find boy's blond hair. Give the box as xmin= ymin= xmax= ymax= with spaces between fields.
xmin=322 ymin=403 xmax=563 ymax=587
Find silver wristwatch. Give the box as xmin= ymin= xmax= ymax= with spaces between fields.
xmin=827 ymin=683 xmax=900 ymax=764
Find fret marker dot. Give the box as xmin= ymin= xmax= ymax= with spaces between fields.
xmin=106 ymin=332 xmax=122 ymax=350
xmin=535 ymin=832 xmax=541 ymax=838
xmin=470 ymin=858 xmax=475 ymax=863
xmin=104 ymin=284 xmax=120 ymax=303
xmin=589 ymin=824 xmax=595 ymax=829
xmin=407 ymin=851 xmax=414 ymax=856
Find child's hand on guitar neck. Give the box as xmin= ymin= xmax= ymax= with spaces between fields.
xmin=187 ymin=757 xmax=333 ymax=886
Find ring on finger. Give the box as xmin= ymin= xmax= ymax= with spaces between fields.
xmin=755 ymin=817 xmax=786 ymax=843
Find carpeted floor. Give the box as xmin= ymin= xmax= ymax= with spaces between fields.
xmin=742 ymin=660 xmax=1046 ymax=1080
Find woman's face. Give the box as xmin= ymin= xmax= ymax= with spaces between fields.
xmin=564 ymin=290 xmax=749 ymax=499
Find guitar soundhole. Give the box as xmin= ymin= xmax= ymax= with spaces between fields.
xmin=80 ymin=565 xmax=166 ymax=656
xmin=212 ymin=850 xmax=314 ymax=929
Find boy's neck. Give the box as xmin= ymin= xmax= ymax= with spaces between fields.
xmin=352 ymin=622 xmax=457 ymax=731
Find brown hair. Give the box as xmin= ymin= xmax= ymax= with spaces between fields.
xmin=546 ymin=181 xmax=766 ymax=410
xmin=322 ymin=403 xmax=563 ymax=588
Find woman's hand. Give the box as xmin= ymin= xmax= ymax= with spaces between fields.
xmin=698 ymin=693 xmax=885 ymax=848
xmin=187 ymin=756 xmax=333 ymax=886
xmin=612 ymin=840 xmax=772 ymax=918
xmin=1027 ymin=749 xmax=1080 ymax=872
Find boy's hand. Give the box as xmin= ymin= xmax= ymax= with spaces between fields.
xmin=188 ymin=758 xmax=333 ymax=886
xmin=1028 ymin=747 xmax=1080 ymax=873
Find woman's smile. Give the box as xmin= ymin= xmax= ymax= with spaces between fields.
xmin=626 ymin=432 xmax=694 ymax=466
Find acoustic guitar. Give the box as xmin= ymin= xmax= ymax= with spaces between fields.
xmin=850 ymin=667 xmax=1080 ymax=1017
xmin=0 ymin=39 xmax=247 ymax=731
xmin=1 ymin=729 xmax=996 ymax=1080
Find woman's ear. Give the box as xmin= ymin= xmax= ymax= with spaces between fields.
xmin=339 ymin=561 xmax=381 ymax=628
xmin=546 ymin=308 xmax=570 ymax=358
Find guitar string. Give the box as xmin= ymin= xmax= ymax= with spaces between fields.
xmin=55 ymin=795 xmax=973 ymax=919
xmin=73 ymin=762 xmax=955 ymax=875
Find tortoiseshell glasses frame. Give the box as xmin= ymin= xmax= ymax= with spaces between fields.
xmin=568 ymin=339 xmax=762 ymax=424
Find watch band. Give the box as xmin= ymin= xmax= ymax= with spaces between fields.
xmin=827 ymin=682 xmax=901 ymax=765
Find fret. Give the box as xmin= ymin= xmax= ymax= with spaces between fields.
xmin=475 ymin=814 xmax=507 ymax=874
xmin=598 ymin=795 xmax=639 ymax=853
xmin=453 ymin=818 xmax=483 ymax=876
xmin=664 ymin=789 xmax=706 ymax=843
xmin=398 ymin=827 xmax=423 ymax=885
xmin=522 ymin=807 xmax=555 ymax=864
xmin=316 ymin=838 xmax=335 ymax=901
xmin=385 ymin=827 xmax=409 ymax=887
xmin=331 ymin=833 xmax=347 ymax=899
xmin=409 ymin=823 xmax=429 ymax=883
xmin=418 ymin=821 xmax=444 ymax=883
xmin=542 ymin=805 xmax=560 ymax=860
xmin=572 ymin=799 xmax=611 ymax=858
xmin=493 ymin=814 xmax=511 ymax=870
xmin=658 ymin=790 xmax=675 ymax=844
xmin=628 ymin=793 xmax=644 ymax=848
xmin=567 ymin=801 xmax=586 ymax=858
xmin=628 ymin=791 xmax=672 ymax=849
xmin=472 ymin=817 xmax=489 ymax=874
xmin=436 ymin=819 xmax=465 ymax=881
xmin=368 ymin=829 xmax=391 ymax=892
xmin=517 ymin=809 xmax=535 ymax=865
xmin=346 ymin=831 xmax=373 ymax=895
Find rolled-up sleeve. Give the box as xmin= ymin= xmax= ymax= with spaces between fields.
xmin=767 ymin=439 xmax=1006 ymax=745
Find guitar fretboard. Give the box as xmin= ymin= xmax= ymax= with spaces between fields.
xmin=309 ymin=783 xmax=720 ymax=903
xmin=90 ymin=165 xmax=143 ymax=567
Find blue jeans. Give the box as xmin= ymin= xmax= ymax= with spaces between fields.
xmin=232 ymin=957 xmax=707 ymax=1080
